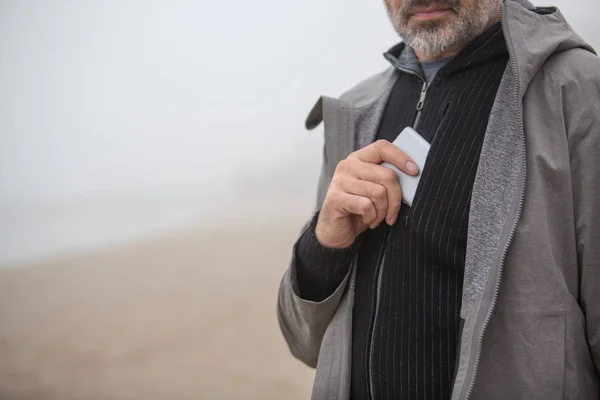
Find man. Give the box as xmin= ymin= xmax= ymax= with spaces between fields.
xmin=278 ymin=0 xmax=600 ymax=398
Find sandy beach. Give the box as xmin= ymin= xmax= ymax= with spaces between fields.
xmin=0 ymin=219 xmax=315 ymax=399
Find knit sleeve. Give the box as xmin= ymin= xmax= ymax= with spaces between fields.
xmin=294 ymin=212 xmax=362 ymax=302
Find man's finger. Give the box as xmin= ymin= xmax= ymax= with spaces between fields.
xmin=334 ymin=177 xmax=388 ymax=229
xmin=336 ymin=193 xmax=378 ymax=227
xmin=351 ymin=139 xmax=419 ymax=176
xmin=347 ymin=162 xmax=403 ymax=224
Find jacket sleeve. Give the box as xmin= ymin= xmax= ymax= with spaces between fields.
xmin=565 ymin=50 xmax=600 ymax=373
xmin=276 ymin=145 xmax=359 ymax=368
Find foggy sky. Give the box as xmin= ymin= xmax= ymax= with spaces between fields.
xmin=1 ymin=0 xmax=598 ymax=209
xmin=0 ymin=0 xmax=598 ymax=264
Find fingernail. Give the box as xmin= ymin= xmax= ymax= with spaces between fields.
xmin=389 ymin=214 xmax=398 ymax=226
xmin=406 ymin=161 xmax=419 ymax=175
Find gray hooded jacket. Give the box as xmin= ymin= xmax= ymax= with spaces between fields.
xmin=277 ymin=0 xmax=600 ymax=398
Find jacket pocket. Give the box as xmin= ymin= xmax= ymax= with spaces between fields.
xmin=472 ymin=305 xmax=565 ymax=399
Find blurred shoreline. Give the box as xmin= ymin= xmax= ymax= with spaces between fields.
xmin=0 ymin=211 xmax=315 ymax=399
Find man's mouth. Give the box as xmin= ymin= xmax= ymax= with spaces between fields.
xmin=410 ymin=6 xmax=453 ymax=20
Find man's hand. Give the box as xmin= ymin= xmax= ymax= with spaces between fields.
xmin=315 ymin=140 xmax=419 ymax=249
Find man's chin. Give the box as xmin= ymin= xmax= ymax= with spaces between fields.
xmin=405 ymin=20 xmax=449 ymax=35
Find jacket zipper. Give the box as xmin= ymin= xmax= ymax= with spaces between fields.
xmin=461 ymin=6 xmax=527 ymax=399
xmin=367 ymin=78 xmax=429 ymax=400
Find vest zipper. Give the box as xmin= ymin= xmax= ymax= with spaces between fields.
xmin=367 ymin=78 xmax=429 ymax=400
xmin=367 ymin=229 xmax=390 ymax=400
xmin=414 ymin=81 xmax=430 ymax=130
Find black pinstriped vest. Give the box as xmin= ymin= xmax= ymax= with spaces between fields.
xmin=350 ymin=23 xmax=509 ymax=399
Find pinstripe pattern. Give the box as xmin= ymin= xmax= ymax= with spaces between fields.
xmin=351 ymin=24 xmax=508 ymax=399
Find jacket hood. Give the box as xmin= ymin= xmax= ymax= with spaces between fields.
xmin=503 ymin=0 xmax=595 ymax=97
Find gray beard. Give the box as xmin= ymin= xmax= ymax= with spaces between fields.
xmin=387 ymin=0 xmax=500 ymax=58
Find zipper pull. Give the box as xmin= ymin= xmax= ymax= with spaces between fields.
xmin=416 ymin=81 xmax=428 ymax=112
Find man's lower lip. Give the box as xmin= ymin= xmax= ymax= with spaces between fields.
xmin=411 ymin=9 xmax=452 ymax=19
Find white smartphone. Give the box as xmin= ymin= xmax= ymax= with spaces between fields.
xmin=381 ymin=127 xmax=431 ymax=207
